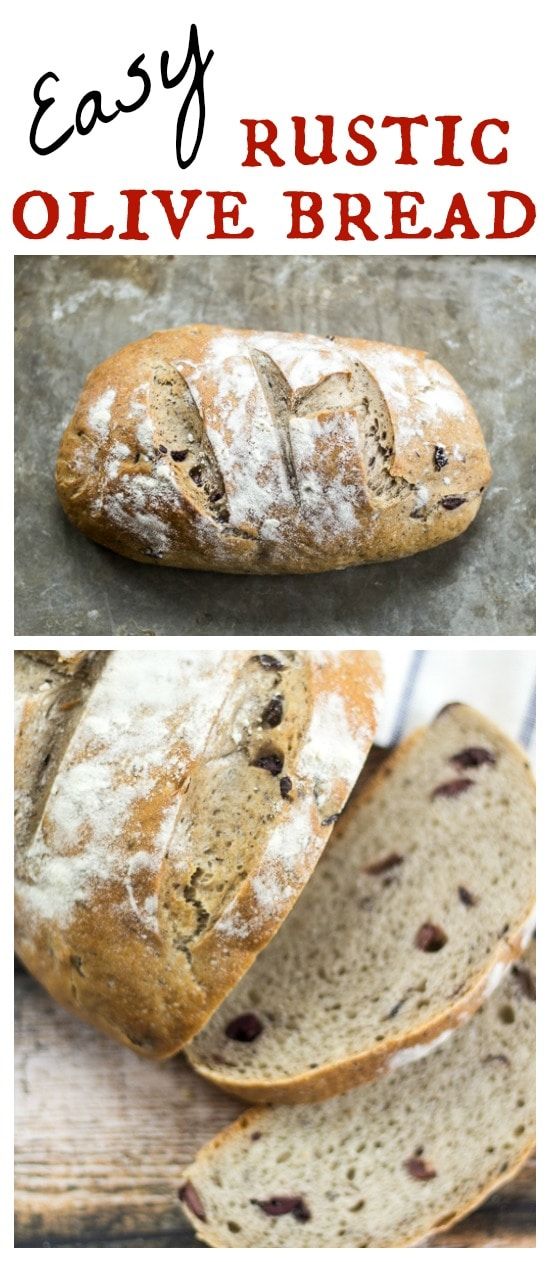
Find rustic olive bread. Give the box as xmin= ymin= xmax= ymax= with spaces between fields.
xmin=56 ymin=325 xmax=491 ymax=574
xmin=180 ymin=940 xmax=535 ymax=1248
xmin=188 ymin=704 xmax=535 ymax=1102
xmin=15 ymin=649 xmax=382 ymax=1057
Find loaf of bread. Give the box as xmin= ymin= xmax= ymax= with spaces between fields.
xmin=188 ymin=704 xmax=535 ymax=1102
xmin=180 ymin=940 xmax=535 ymax=1248
xmin=56 ymin=325 xmax=491 ymax=574
xmin=14 ymin=648 xmax=382 ymax=1056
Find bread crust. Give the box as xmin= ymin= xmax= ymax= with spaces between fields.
xmin=188 ymin=710 xmax=535 ymax=1103
xmin=56 ymin=324 xmax=491 ymax=574
xmin=15 ymin=649 xmax=382 ymax=1058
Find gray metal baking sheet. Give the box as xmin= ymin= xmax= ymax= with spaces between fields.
xmin=14 ymin=255 xmax=535 ymax=636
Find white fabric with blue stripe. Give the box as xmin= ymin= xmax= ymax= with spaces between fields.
xmin=377 ymin=650 xmax=536 ymax=757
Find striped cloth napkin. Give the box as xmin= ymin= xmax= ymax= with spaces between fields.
xmin=376 ymin=650 xmax=536 ymax=757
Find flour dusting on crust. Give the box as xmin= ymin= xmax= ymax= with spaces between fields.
xmin=253 ymin=331 xmax=350 ymax=392
xmin=298 ymin=690 xmax=375 ymax=811
xmin=88 ymin=387 xmax=116 ymax=440
xmin=183 ymin=336 xmax=294 ymax=527
xmin=358 ymin=346 xmax=469 ymax=446
xmin=215 ymin=675 xmax=380 ymax=943
xmin=17 ymin=652 xmax=237 ymax=929
xmin=95 ymin=407 xmax=183 ymax=557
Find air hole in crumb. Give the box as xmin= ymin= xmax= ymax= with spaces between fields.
xmin=498 ymin=1004 xmax=516 ymax=1025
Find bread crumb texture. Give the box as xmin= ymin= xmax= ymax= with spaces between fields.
xmin=180 ymin=942 xmax=535 ymax=1247
xmin=188 ymin=704 xmax=535 ymax=1100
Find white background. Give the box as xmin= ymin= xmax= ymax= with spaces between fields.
xmin=3 ymin=0 xmax=544 ymax=253
xmin=3 ymin=0 xmax=544 ymax=1256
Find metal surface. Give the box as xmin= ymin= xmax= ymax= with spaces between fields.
xmin=14 ymin=255 xmax=535 ymax=635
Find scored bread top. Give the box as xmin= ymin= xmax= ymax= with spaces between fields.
xmin=180 ymin=941 xmax=535 ymax=1248
xmin=187 ymin=704 xmax=535 ymax=1101
xmin=56 ymin=325 xmax=491 ymax=574
xmin=15 ymin=651 xmax=104 ymax=854
xmin=15 ymin=648 xmax=382 ymax=1056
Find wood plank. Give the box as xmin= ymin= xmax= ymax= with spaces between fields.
xmin=15 ymin=973 xmax=535 ymax=1248
xmin=15 ymin=973 xmax=240 ymax=1245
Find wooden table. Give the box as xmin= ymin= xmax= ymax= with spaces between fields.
xmin=15 ymin=969 xmax=535 ymax=1248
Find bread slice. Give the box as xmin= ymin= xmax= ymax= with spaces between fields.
xmin=15 ymin=649 xmax=382 ymax=1057
xmin=180 ymin=940 xmax=535 ymax=1248
xmin=188 ymin=704 xmax=535 ymax=1101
